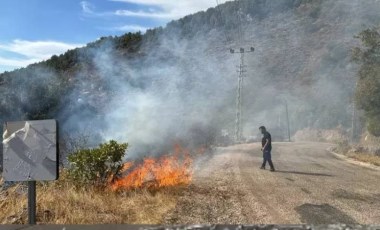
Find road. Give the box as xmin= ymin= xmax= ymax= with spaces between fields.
xmin=165 ymin=142 xmax=380 ymax=225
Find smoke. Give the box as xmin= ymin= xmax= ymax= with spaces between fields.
xmin=56 ymin=30 xmax=237 ymax=158
xmin=2 ymin=0 xmax=380 ymax=161
xmin=50 ymin=0 xmax=380 ymax=157
xmin=237 ymin=0 xmax=380 ymax=136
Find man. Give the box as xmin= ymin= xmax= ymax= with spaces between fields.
xmin=259 ymin=126 xmax=275 ymax=172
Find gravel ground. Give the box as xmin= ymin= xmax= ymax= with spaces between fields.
xmin=165 ymin=142 xmax=380 ymax=225
xmin=2 ymin=224 xmax=380 ymax=230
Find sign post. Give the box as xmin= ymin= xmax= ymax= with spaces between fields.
xmin=28 ymin=181 xmax=36 ymax=224
xmin=2 ymin=119 xmax=59 ymax=225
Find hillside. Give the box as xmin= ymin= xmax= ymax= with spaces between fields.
xmin=1 ymin=0 xmax=380 ymax=159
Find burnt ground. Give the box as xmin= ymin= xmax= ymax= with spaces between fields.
xmin=164 ymin=142 xmax=380 ymax=225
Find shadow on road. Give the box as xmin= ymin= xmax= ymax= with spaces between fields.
xmin=295 ymin=203 xmax=357 ymax=224
xmin=275 ymin=170 xmax=333 ymax=177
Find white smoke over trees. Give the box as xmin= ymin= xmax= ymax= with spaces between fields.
xmin=1 ymin=0 xmax=380 ymax=161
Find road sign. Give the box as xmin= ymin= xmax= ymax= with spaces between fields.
xmin=2 ymin=119 xmax=58 ymax=181
xmin=2 ymin=119 xmax=59 ymax=224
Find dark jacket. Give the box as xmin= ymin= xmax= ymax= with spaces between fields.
xmin=261 ymin=131 xmax=272 ymax=151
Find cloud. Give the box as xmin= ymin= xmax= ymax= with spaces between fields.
xmin=111 ymin=0 xmax=230 ymax=20
xmin=114 ymin=9 xmax=173 ymax=19
xmin=113 ymin=24 xmax=149 ymax=32
xmin=0 ymin=40 xmax=83 ymax=70
xmin=80 ymin=0 xmax=230 ymax=29
xmin=0 ymin=57 xmax=40 ymax=68
xmin=80 ymin=1 xmax=95 ymax=14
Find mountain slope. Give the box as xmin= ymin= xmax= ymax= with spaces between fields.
xmin=1 ymin=0 xmax=380 ymax=158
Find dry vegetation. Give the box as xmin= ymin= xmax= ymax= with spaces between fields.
xmin=334 ymin=137 xmax=380 ymax=167
xmin=0 ymin=140 xmax=199 ymax=224
xmin=0 ymin=171 xmax=181 ymax=224
xmin=345 ymin=152 xmax=380 ymax=166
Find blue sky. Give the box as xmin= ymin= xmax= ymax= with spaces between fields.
xmin=0 ymin=0 xmax=226 ymax=73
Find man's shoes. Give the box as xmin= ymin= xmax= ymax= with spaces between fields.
xmin=270 ymin=168 xmax=275 ymax=172
xmin=260 ymin=166 xmax=265 ymax=170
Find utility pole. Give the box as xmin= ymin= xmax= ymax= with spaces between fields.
xmin=230 ymin=47 xmax=254 ymax=142
xmin=285 ymin=100 xmax=291 ymax=142
xmin=351 ymin=81 xmax=358 ymax=143
xmin=351 ymin=103 xmax=356 ymax=143
xmin=277 ymin=96 xmax=291 ymax=142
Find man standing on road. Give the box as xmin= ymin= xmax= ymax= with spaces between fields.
xmin=259 ymin=126 xmax=275 ymax=172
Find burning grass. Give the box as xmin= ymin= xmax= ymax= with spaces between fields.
xmin=110 ymin=144 xmax=195 ymax=191
xmin=0 ymin=171 xmax=178 ymax=224
xmin=0 ymin=144 xmax=207 ymax=224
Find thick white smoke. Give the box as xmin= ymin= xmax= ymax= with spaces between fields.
xmin=3 ymin=0 xmax=380 ymax=161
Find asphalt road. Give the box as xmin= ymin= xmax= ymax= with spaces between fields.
xmin=165 ymin=142 xmax=380 ymax=225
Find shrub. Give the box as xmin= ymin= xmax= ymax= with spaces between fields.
xmin=352 ymin=27 xmax=380 ymax=137
xmin=67 ymin=140 xmax=128 ymax=186
xmin=335 ymin=139 xmax=350 ymax=154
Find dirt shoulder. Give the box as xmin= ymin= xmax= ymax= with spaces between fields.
xmin=329 ymin=148 xmax=380 ymax=170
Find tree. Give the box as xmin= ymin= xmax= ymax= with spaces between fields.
xmin=352 ymin=28 xmax=380 ymax=136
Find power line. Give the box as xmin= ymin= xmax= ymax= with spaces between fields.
xmin=215 ymin=0 xmax=245 ymax=46
xmin=215 ymin=0 xmax=231 ymax=45
xmin=235 ymin=0 xmax=245 ymax=45
xmin=217 ymin=0 xmax=254 ymax=142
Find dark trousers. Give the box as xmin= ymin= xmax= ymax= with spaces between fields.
xmin=262 ymin=149 xmax=275 ymax=169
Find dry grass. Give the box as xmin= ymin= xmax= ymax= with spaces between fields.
xmin=0 ymin=171 xmax=178 ymax=224
xmin=334 ymin=140 xmax=380 ymax=167
xmin=346 ymin=152 xmax=380 ymax=166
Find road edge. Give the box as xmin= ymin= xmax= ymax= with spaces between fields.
xmin=327 ymin=147 xmax=380 ymax=171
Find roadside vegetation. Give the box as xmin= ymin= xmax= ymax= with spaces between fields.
xmin=0 ymin=139 xmax=184 ymax=224
xmin=334 ymin=139 xmax=380 ymax=167
xmin=345 ymin=152 xmax=380 ymax=166
xmin=352 ymin=27 xmax=380 ymax=137
xmin=0 ymin=172 xmax=178 ymax=224
xmin=329 ymin=27 xmax=380 ymax=167
xmin=334 ymin=147 xmax=380 ymax=167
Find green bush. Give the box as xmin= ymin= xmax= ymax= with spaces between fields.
xmin=67 ymin=140 xmax=128 ymax=186
xmin=352 ymin=28 xmax=380 ymax=137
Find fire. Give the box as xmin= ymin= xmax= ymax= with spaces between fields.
xmin=111 ymin=144 xmax=193 ymax=191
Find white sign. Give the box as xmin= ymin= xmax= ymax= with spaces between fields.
xmin=2 ymin=120 xmax=58 ymax=181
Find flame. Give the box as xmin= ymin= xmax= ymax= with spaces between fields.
xmin=111 ymin=144 xmax=193 ymax=191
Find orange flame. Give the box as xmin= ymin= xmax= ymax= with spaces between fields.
xmin=111 ymin=144 xmax=193 ymax=191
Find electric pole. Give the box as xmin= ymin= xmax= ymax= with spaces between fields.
xmin=351 ymin=81 xmax=358 ymax=143
xmin=285 ymin=100 xmax=291 ymax=142
xmin=277 ymin=96 xmax=291 ymax=142
xmin=351 ymin=103 xmax=356 ymax=143
xmin=230 ymin=47 xmax=254 ymax=142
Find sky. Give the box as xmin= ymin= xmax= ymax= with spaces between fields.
xmin=0 ymin=0 xmax=228 ymax=73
